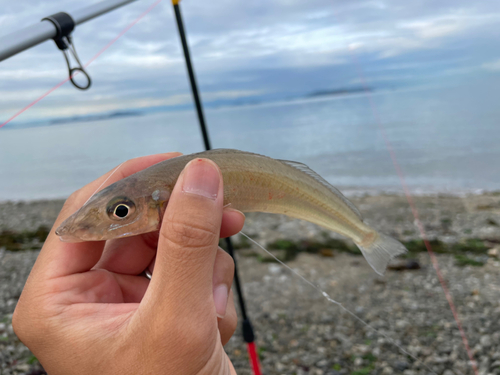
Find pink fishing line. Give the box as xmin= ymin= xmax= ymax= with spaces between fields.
xmin=1 ymin=3 xmax=480 ymax=373
xmin=350 ymin=51 xmax=479 ymax=375
xmin=0 ymin=0 xmax=163 ymax=130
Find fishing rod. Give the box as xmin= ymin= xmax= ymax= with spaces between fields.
xmin=171 ymin=1 xmax=262 ymax=374
xmin=2 ymin=1 xmax=262 ymax=370
xmin=0 ymin=0 xmax=138 ymax=89
xmin=0 ymin=2 xmax=479 ymax=373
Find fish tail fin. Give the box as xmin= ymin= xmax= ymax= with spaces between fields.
xmin=356 ymin=232 xmax=408 ymax=275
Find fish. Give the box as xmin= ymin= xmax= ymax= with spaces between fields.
xmin=56 ymin=149 xmax=407 ymax=275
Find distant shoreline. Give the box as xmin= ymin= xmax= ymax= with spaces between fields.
xmin=1 ymin=186 xmax=498 ymax=205
xmin=4 ymin=110 xmax=143 ymax=130
xmin=306 ymin=87 xmax=372 ymax=98
xmin=5 ymin=87 xmax=375 ymax=130
xmin=0 ymin=192 xmax=500 ymax=242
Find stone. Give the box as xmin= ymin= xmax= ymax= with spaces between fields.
xmin=480 ymin=335 xmax=492 ymax=348
xmin=316 ymin=359 xmax=328 ymax=367
xmin=394 ymin=361 xmax=409 ymax=371
xmin=488 ymin=248 xmax=499 ymax=258
xmin=395 ymin=319 xmax=409 ymax=329
xmin=14 ymin=364 xmax=30 ymax=372
xmin=275 ymin=362 xmax=286 ymax=371
xmin=268 ymin=264 xmax=281 ymax=275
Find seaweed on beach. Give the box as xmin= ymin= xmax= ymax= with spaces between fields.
xmin=0 ymin=226 xmax=49 ymax=251
xmin=229 ymin=234 xmax=493 ymax=266
xmin=454 ymin=254 xmax=485 ymax=267
xmin=250 ymin=237 xmax=359 ymax=263
xmin=2 ymin=220 xmax=493 ymax=271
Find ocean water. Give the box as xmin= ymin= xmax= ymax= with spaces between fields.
xmin=1 ymin=85 xmax=499 ymax=201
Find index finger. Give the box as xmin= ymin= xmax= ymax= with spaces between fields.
xmin=35 ymin=152 xmax=182 ymax=280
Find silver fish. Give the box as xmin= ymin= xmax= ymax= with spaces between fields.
xmin=56 ymin=149 xmax=407 ymax=274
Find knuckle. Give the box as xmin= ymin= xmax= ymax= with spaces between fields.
xmin=226 ymin=311 xmax=237 ymax=335
xmin=219 ymin=249 xmax=235 ymax=276
xmin=11 ymin=308 xmax=26 ymax=341
xmin=215 ymin=249 xmax=235 ymax=282
xmin=162 ymin=217 xmax=218 ymax=250
xmin=12 ymin=304 xmax=43 ymax=345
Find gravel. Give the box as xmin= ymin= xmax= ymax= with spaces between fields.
xmin=0 ymin=193 xmax=499 ymax=375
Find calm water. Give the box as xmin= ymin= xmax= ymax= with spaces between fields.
xmin=1 ymin=85 xmax=499 ymax=201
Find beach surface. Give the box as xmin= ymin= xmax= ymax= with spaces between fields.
xmin=1 ymin=193 xmax=500 ymax=374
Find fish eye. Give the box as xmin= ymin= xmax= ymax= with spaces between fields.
xmin=107 ymin=198 xmax=136 ymax=220
xmin=114 ymin=204 xmax=129 ymax=218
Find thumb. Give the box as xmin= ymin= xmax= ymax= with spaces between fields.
xmin=142 ymin=158 xmax=224 ymax=326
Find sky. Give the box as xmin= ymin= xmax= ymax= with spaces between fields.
xmin=1 ymin=0 xmax=500 ymax=121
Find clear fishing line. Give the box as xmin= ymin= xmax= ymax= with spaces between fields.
xmin=240 ymin=232 xmax=438 ymax=375
xmin=82 ymin=161 xmax=125 ymax=206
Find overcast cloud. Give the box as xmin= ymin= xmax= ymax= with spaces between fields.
xmin=1 ymin=0 xmax=500 ymax=121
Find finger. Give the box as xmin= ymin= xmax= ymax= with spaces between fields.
xmin=212 ymin=248 xmax=237 ymax=346
xmin=212 ymin=248 xmax=235 ymax=319
xmin=37 ymin=153 xmax=182 ymax=280
xmin=219 ymin=289 xmax=237 ymax=346
xmin=95 ymin=208 xmax=244 ymax=276
xmin=94 ymin=231 xmax=159 ymax=275
xmin=220 ymin=209 xmax=245 ymax=239
xmin=113 ymin=273 xmax=150 ymax=303
xmin=140 ymin=158 xmax=224 ymax=326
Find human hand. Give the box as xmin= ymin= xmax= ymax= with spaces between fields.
xmin=13 ymin=153 xmax=244 ymax=375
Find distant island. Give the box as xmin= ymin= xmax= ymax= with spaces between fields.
xmin=5 ymin=88 xmax=380 ymax=131
xmin=48 ymin=110 xmax=142 ymax=126
xmin=306 ymin=87 xmax=372 ymax=98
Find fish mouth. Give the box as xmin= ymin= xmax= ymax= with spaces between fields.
xmin=57 ymin=233 xmax=87 ymax=243
xmin=55 ymin=219 xmax=84 ymax=243
xmin=55 ymin=227 xmax=80 ymax=242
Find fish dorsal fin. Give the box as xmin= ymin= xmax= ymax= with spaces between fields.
xmin=278 ymin=159 xmax=363 ymax=221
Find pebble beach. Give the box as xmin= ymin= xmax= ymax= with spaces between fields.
xmin=1 ymin=193 xmax=500 ymax=375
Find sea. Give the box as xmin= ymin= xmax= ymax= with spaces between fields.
xmin=1 ymin=84 xmax=499 ymax=201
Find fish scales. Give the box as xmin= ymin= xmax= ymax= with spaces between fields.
xmin=56 ymin=149 xmax=407 ymax=274
xmin=217 ymin=152 xmax=362 ymax=239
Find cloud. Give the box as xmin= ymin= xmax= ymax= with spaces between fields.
xmin=0 ymin=0 xmax=500 ymax=121
xmin=0 ymin=69 xmax=62 ymax=79
xmin=397 ymin=11 xmax=500 ymax=39
xmin=399 ymin=18 xmax=462 ymax=39
xmin=482 ymin=59 xmax=500 ymax=71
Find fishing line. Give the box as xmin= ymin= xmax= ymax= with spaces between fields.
xmin=240 ymin=232 xmax=438 ymax=374
xmin=319 ymin=6 xmax=479 ymax=372
xmin=1 ymin=1 xmax=478 ymax=371
xmin=348 ymin=52 xmax=479 ymax=375
xmin=82 ymin=161 xmax=125 ymax=206
xmin=316 ymin=3 xmax=478 ymax=371
xmin=0 ymin=0 xmax=163 ymax=130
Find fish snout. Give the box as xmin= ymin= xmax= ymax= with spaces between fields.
xmin=56 ymin=223 xmax=69 ymax=236
xmin=55 ymin=217 xmax=82 ymax=242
